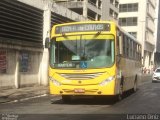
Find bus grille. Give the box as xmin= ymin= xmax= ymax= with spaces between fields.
xmin=59 ymin=72 xmax=104 ymax=80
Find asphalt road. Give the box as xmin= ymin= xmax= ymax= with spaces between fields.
xmin=0 ymin=81 xmax=160 ymax=120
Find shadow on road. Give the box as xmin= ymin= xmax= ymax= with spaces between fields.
xmin=51 ymin=97 xmax=116 ymax=105
xmin=51 ymin=89 xmax=137 ymax=105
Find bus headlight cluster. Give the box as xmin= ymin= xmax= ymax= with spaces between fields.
xmin=49 ymin=76 xmax=61 ymax=86
xmin=99 ymin=76 xmax=115 ymax=86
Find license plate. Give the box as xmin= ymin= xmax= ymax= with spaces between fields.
xmin=74 ymin=88 xmax=85 ymax=93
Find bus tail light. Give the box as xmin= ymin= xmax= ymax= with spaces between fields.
xmin=99 ymin=76 xmax=115 ymax=86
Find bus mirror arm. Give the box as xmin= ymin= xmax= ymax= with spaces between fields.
xmin=45 ymin=37 xmax=50 ymax=48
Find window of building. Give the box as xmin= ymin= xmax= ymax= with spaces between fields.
xmin=114 ymin=12 xmax=118 ymax=19
xmin=110 ymin=0 xmax=114 ymax=5
xmin=119 ymin=3 xmax=138 ymax=12
xmin=133 ymin=3 xmax=138 ymax=11
xmin=128 ymin=4 xmax=132 ymax=12
xmin=97 ymin=15 xmax=101 ymax=20
xmin=121 ymin=4 xmax=127 ymax=12
xmin=121 ymin=18 xmax=127 ymax=26
xmin=88 ymin=0 xmax=96 ymax=7
xmin=133 ymin=17 xmax=137 ymax=25
xmin=119 ymin=17 xmax=137 ymax=26
xmin=109 ymin=9 xmax=114 ymax=17
xmin=98 ymin=0 xmax=102 ymax=9
xmin=115 ymin=1 xmax=119 ymax=8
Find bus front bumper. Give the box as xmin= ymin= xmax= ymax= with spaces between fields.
xmin=49 ymin=81 xmax=116 ymax=96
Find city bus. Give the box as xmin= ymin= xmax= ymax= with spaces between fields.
xmin=45 ymin=21 xmax=142 ymax=102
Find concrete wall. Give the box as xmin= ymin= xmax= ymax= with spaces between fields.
xmin=19 ymin=52 xmax=41 ymax=87
xmin=101 ymin=0 xmax=119 ymax=23
xmin=0 ymin=50 xmax=16 ymax=87
xmin=0 ymin=48 xmax=42 ymax=88
xmin=0 ymin=0 xmax=86 ymax=89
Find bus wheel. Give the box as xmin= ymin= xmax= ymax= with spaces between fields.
xmin=62 ymin=95 xmax=71 ymax=103
xmin=117 ymin=84 xmax=123 ymax=101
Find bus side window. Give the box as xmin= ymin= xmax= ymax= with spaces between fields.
xmin=123 ymin=35 xmax=126 ymax=57
xmin=126 ymin=37 xmax=129 ymax=58
xmin=117 ymin=30 xmax=123 ymax=56
xmin=116 ymin=31 xmax=120 ymax=55
xmin=124 ymin=36 xmax=126 ymax=57
xmin=119 ymin=34 xmax=123 ymax=55
xmin=136 ymin=43 xmax=139 ymax=60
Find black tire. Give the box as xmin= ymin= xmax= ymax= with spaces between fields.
xmin=117 ymin=84 xmax=123 ymax=101
xmin=152 ymin=80 xmax=155 ymax=83
xmin=62 ymin=95 xmax=71 ymax=103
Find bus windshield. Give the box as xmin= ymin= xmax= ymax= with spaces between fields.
xmin=50 ymin=34 xmax=115 ymax=69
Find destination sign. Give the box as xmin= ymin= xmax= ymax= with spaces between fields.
xmin=55 ymin=23 xmax=110 ymax=34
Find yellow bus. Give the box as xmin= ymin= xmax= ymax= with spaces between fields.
xmin=45 ymin=21 xmax=142 ymax=102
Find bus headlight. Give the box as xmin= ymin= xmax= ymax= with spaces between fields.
xmin=49 ymin=76 xmax=61 ymax=86
xmin=99 ymin=76 xmax=115 ymax=86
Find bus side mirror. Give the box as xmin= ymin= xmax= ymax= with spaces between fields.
xmin=119 ymin=36 xmax=123 ymax=55
xmin=45 ymin=37 xmax=50 ymax=48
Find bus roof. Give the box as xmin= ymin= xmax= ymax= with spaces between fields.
xmin=52 ymin=21 xmax=116 ymax=27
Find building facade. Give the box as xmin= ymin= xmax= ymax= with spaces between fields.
xmin=154 ymin=0 xmax=160 ymax=67
xmin=55 ymin=0 xmax=119 ymax=22
xmin=0 ymin=0 xmax=86 ymax=88
xmin=101 ymin=0 xmax=119 ymax=22
xmin=55 ymin=0 xmax=102 ymax=20
xmin=119 ymin=0 xmax=156 ymax=72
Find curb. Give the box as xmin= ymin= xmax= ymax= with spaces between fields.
xmin=0 ymin=90 xmax=49 ymax=104
xmin=0 ymin=93 xmax=49 ymax=104
xmin=0 ymin=96 xmax=11 ymax=103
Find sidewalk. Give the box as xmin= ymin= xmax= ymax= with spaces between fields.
xmin=0 ymin=85 xmax=49 ymax=104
